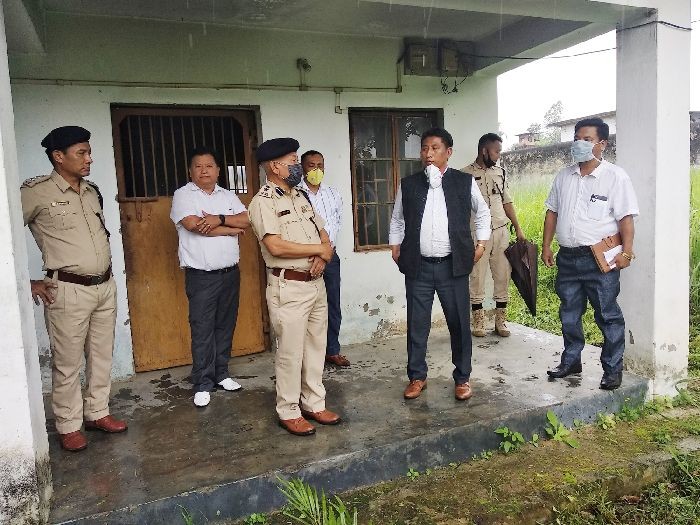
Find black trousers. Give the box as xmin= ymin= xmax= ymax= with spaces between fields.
xmin=322 ymin=252 xmax=342 ymax=356
xmin=185 ymin=267 xmax=240 ymax=392
xmin=405 ymin=258 xmax=472 ymax=384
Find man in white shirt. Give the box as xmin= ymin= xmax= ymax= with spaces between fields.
xmin=389 ymin=127 xmax=491 ymax=401
xmin=170 ymin=146 xmax=250 ymax=407
xmin=542 ymin=118 xmax=639 ymax=390
xmin=300 ymin=150 xmax=349 ymax=367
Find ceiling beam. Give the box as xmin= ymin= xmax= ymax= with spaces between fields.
xmin=2 ymin=0 xmax=45 ymax=53
xmin=360 ymin=0 xmax=648 ymax=25
xmin=472 ymin=21 xmax=614 ymax=77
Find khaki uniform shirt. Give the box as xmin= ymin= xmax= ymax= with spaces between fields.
xmin=462 ymin=162 xmax=513 ymax=230
xmin=249 ymin=182 xmax=326 ymax=271
xmin=21 ymin=171 xmax=111 ymax=276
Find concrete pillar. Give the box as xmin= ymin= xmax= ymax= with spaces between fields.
xmin=0 ymin=5 xmax=52 ymax=525
xmin=616 ymin=1 xmax=691 ymax=396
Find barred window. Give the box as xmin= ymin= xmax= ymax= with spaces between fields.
xmin=114 ymin=109 xmax=248 ymax=198
xmin=349 ymin=110 xmax=439 ymax=250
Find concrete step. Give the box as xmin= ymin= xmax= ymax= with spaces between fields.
xmin=50 ymin=325 xmax=648 ymax=524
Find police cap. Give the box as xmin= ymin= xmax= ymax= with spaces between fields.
xmin=256 ymin=137 xmax=299 ymax=163
xmin=41 ymin=126 xmax=91 ymax=151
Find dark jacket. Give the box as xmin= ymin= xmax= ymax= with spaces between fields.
xmin=397 ymin=167 xmax=475 ymax=278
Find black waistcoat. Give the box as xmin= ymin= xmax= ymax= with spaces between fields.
xmin=397 ymin=168 xmax=475 ymax=278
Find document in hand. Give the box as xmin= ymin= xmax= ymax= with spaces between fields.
xmin=590 ymin=233 xmax=622 ymax=273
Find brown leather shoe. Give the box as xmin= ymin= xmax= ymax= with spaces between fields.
xmin=301 ymin=409 xmax=342 ymax=425
xmin=455 ymin=382 xmax=473 ymax=401
xmin=85 ymin=415 xmax=128 ymax=433
xmin=325 ymin=354 xmax=351 ymax=367
xmin=279 ymin=417 xmax=316 ymax=436
xmin=403 ymin=379 xmax=427 ymax=399
xmin=59 ymin=430 xmax=88 ymax=452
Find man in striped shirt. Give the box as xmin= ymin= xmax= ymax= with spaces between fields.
xmin=300 ymin=150 xmax=349 ymax=367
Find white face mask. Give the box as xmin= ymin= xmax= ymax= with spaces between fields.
xmin=571 ymin=140 xmax=604 ymax=163
xmin=425 ymin=164 xmax=443 ymax=188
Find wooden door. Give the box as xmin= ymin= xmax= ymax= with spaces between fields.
xmin=112 ymin=107 xmax=267 ymax=372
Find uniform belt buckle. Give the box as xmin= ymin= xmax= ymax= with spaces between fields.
xmin=89 ymin=275 xmax=102 ymax=285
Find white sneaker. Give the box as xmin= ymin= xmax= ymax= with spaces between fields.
xmin=193 ymin=391 xmax=210 ymax=407
xmin=218 ymin=378 xmax=242 ymax=391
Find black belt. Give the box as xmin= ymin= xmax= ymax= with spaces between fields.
xmin=185 ymin=264 xmax=238 ymax=274
xmin=47 ymin=266 xmax=112 ymax=286
xmin=558 ymin=246 xmax=591 ymax=255
xmin=421 ymin=254 xmax=452 ymax=264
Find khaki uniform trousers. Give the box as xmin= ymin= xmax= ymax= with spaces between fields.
xmin=470 ymin=226 xmax=511 ymax=305
xmin=266 ymin=271 xmax=328 ymax=420
xmin=44 ymin=276 xmax=117 ymax=434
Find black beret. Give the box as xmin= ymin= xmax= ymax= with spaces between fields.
xmin=40 ymin=126 xmax=91 ymax=151
xmin=255 ymin=137 xmax=299 ymax=163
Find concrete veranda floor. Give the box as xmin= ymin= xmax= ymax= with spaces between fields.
xmin=47 ymin=324 xmax=648 ymax=524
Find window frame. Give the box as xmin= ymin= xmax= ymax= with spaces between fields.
xmin=349 ymin=108 xmax=442 ymax=252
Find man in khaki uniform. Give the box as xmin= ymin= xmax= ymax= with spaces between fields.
xmin=462 ymin=133 xmax=525 ymax=337
xmin=248 ymin=137 xmax=341 ymax=436
xmin=21 ymin=126 xmax=127 ymax=452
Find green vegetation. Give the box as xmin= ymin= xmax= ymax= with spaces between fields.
xmin=277 ymin=477 xmax=358 ymax=525
xmin=508 ymin=169 xmax=700 ymax=375
xmin=494 ymin=426 xmax=525 ymax=454
xmin=544 ymin=410 xmax=580 ymax=449
xmin=506 ymin=174 xmax=603 ymax=345
xmin=549 ymin=453 xmax=700 ymax=525
xmin=405 ymin=467 xmax=420 ymax=480
xmin=244 ymin=513 xmax=269 ymax=525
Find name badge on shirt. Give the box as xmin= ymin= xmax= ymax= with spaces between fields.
xmin=277 ymin=210 xmax=291 ymax=217
xmin=51 ymin=201 xmax=70 ymax=206
xmin=590 ymin=194 xmax=608 ymax=202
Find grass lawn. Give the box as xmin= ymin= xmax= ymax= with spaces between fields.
xmin=507 ymin=168 xmax=700 ymax=377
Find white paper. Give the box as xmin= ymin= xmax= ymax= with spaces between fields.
xmin=603 ymin=244 xmax=622 ymax=269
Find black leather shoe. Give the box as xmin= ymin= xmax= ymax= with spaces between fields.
xmin=546 ymin=362 xmax=582 ymax=378
xmin=600 ymin=372 xmax=623 ymax=390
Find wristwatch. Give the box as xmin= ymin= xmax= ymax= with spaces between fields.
xmin=219 ymin=214 xmax=225 ymax=226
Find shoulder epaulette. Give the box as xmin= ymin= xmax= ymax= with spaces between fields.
xmin=20 ymin=174 xmax=51 ymax=188
xmin=258 ymin=184 xmax=274 ymax=198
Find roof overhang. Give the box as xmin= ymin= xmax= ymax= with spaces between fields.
xmin=3 ymin=0 xmax=651 ymax=76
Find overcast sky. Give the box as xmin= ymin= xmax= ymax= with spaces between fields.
xmin=497 ymin=1 xmax=700 ymax=148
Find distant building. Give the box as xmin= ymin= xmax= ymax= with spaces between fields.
xmin=515 ymin=131 xmax=542 ymax=147
xmin=549 ymin=110 xmax=617 ymax=142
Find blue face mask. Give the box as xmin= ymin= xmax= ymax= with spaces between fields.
xmin=276 ymin=162 xmax=304 ymax=187
xmin=571 ymin=140 xmax=603 ymax=164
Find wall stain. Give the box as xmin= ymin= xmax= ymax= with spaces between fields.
xmin=0 ymin=450 xmax=51 ymax=524
xmin=368 ymin=308 xmax=380 ymax=316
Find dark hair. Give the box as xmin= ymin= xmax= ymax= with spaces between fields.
xmin=477 ymin=133 xmax=502 ymax=151
xmin=421 ymin=127 xmax=453 ymax=148
xmin=301 ymin=150 xmax=323 ymax=163
xmin=574 ymin=118 xmax=609 ymax=141
xmin=45 ymin=148 xmax=67 ymax=166
xmin=188 ymin=146 xmax=221 ymax=167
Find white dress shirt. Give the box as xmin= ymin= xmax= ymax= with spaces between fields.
xmin=170 ymin=182 xmax=247 ymax=270
xmin=299 ymin=179 xmax=343 ymax=247
xmin=545 ymin=160 xmax=639 ymax=248
xmin=388 ymin=168 xmax=491 ymax=257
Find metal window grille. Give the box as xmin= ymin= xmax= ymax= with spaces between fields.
xmin=117 ymin=114 xmax=248 ymax=198
xmin=349 ymin=109 xmax=439 ymax=250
